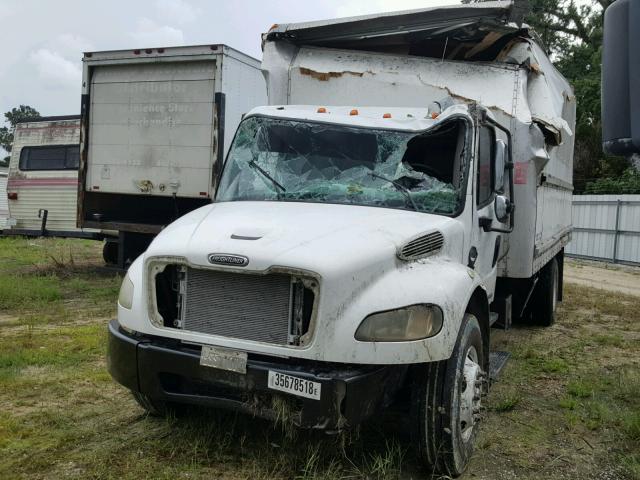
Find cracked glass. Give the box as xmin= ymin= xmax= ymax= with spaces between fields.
xmin=216 ymin=116 xmax=467 ymax=215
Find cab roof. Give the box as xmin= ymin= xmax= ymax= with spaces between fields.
xmin=246 ymin=105 xmax=471 ymax=132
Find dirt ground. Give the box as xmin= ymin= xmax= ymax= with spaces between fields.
xmin=0 ymin=238 xmax=638 ymax=480
xmin=565 ymin=259 xmax=640 ymax=297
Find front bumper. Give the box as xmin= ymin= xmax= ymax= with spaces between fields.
xmin=107 ymin=320 xmax=407 ymax=429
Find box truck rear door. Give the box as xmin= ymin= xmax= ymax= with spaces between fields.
xmin=87 ymin=60 xmax=216 ymax=198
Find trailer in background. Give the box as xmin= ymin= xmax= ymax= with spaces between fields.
xmin=0 ymin=168 xmax=8 ymax=231
xmin=78 ymin=44 xmax=267 ymax=267
xmin=3 ymin=116 xmax=106 ymax=241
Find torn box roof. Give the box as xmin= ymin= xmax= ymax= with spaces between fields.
xmin=264 ymin=1 xmax=536 ymax=62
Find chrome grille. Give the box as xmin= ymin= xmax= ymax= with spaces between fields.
xmin=398 ymin=231 xmax=444 ymax=260
xmin=182 ymin=268 xmax=292 ymax=344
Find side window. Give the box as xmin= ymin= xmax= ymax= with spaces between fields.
xmin=476 ymin=127 xmax=495 ymax=206
xmin=19 ymin=145 xmax=80 ymax=171
xmin=65 ymin=146 xmax=80 ymax=169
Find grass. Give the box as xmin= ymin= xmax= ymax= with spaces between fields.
xmin=0 ymin=239 xmax=639 ymax=479
xmin=492 ymin=390 xmax=521 ymax=412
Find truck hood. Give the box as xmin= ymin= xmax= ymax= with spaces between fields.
xmin=147 ymin=201 xmax=463 ymax=275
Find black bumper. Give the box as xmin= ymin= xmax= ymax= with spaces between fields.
xmin=107 ymin=320 xmax=406 ymax=429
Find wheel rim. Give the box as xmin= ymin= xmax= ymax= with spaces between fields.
xmin=459 ymin=345 xmax=483 ymax=443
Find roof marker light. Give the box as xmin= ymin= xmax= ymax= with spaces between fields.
xmin=133 ymin=49 xmax=141 ymax=55
xmin=431 ymin=112 xmax=439 ymax=119
xmin=317 ymin=107 xmax=327 ymax=113
xmin=383 ymin=113 xmax=392 ymax=118
xmin=145 ymin=49 xmax=153 ymax=54
xmin=350 ymin=109 xmax=359 ymax=116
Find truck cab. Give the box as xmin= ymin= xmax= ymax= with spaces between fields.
xmin=109 ymin=102 xmax=515 ymax=475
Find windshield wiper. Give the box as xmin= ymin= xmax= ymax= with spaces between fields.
xmin=248 ymin=160 xmax=286 ymax=196
xmin=370 ymin=171 xmax=419 ymax=212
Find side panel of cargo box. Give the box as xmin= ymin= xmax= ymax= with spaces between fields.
xmin=78 ymin=46 xmax=265 ymax=236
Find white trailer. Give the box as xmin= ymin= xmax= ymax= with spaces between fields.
xmin=107 ymin=2 xmax=575 ymax=477
xmin=3 ymin=116 xmax=104 ymax=239
xmin=78 ymin=44 xmax=266 ymax=265
xmin=0 ymin=169 xmax=8 ymax=231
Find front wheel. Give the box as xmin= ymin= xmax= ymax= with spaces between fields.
xmin=411 ymin=313 xmax=486 ymax=477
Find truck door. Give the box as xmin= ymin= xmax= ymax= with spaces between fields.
xmin=87 ymin=60 xmax=218 ymax=199
xmin=471 ymin=125 xmax=501 ymax=296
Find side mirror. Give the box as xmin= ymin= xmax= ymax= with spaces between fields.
xmin=494 ymin=139 xmax=506 ymax=193
xmin=602 ymin=0 xmax=640 ymax=155
xmin=494 ymin=194 xmax=513 ymax=224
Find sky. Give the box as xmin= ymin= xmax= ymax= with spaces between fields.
xmin=0 ymin=0 xmax=457 ymax=121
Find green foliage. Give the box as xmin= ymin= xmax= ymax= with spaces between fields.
xmin=461 ymin=1 xmax=629 ymax=193
xmin=0 ymin=104 xmax=40 ymax=155
xmin=584 ymin=168 xmax=640 ymax=194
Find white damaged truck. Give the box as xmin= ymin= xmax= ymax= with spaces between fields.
xmin=107 ymin=2 xmax=575 ymax=476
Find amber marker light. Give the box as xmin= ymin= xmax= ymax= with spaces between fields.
xmin=350 ymin=109 xmax=359 ymax=116
xmin=383 ymin=113 xmax=392 ymax=118
xmin=317 ymin=107 xmax=327 ymax=113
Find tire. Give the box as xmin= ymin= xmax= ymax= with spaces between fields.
xmin=531 ymin=257 xmax=559 ymax=327
xmin=102 ymin=241 xmax=118 ymax=265
xmin=411 ymin=313 xmax=486 ymax=477
xmin=132 ymin=391 xmax=183 ymax=417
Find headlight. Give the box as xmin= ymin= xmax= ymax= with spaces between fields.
xmin=118 ymin=272 xmax=134 ymax=310
xmin=355 ymin=304 xmax=443 ymax=342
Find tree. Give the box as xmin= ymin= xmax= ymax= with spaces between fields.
xmin=462 ymin=0 xmax=623 ymax=193
xmin=0 ymin=105 xmax=41 ymax=167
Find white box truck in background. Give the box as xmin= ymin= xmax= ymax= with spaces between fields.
xmin=107 ymin=2 xmax=575 ymax=477
xmin=4 ymin=116 xmax=105 ymax=240
xmin=78 ymin=45 xmax=266 ymax=266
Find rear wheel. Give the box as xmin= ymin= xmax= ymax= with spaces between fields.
xmin=102 ymin=241 xmax=118 ymax=265
xmin=531 ymin=257 xmax=559 ymax=327
xmin=411 ymin=313 xmax=486 ymax=477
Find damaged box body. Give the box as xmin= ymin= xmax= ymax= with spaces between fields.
xmin=107 ymin=2 xmax=575 ymax=474
xmin=262 ymin=0 xmax=575 ymax=278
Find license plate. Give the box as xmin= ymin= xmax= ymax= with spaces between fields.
xmin=200 ymin=345 xmax=247 ymax=374
xmin=267 ymin=371 xmax=321 ymax=400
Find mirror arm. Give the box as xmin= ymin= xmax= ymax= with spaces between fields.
xmin=479 ymin=216 xmax=493 ymax=232
xmin=479 ymin=211 xmax=515 ymax=233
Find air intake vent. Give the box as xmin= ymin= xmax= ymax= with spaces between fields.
xmin=398 ymin=231 xmax=444 ymax=260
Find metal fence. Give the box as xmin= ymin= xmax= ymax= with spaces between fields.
xmin=566 ymin=194 xmax=640 ymax=266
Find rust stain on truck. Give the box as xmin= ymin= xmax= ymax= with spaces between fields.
xmin=299 ymin=66 xmax=365 ymax=81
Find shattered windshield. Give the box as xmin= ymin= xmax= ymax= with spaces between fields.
xmin=216 ymin=116 xmax=468 ymax=215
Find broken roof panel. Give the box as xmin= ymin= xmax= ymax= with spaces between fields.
xmin=264 ymin=1 xmax=533 ymax=62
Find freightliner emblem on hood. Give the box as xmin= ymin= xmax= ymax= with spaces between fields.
xmin=207 ymin=254 xmax=249 ymax=267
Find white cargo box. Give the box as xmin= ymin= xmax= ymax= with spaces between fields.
xmin=80 ymin=44 xmax=266 ymax=232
